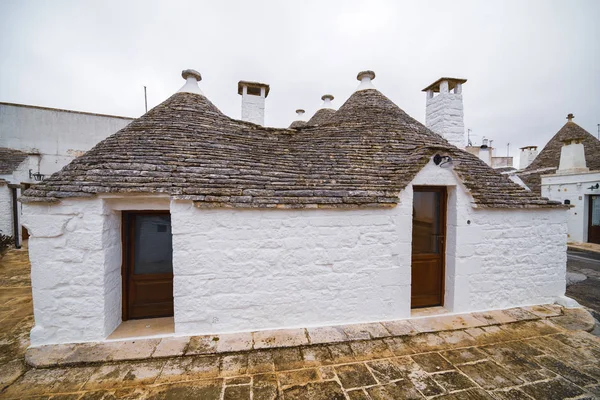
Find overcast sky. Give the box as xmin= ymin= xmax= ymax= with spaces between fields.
xmin=1 ymin=0 xmax=598 ymax=164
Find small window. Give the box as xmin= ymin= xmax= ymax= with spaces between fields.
xmin=247 ymin=86 xmax=261 ymax=96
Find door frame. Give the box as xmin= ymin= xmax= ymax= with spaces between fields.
xmin=121 ymin=210 xmax=173 ymax=321
xmin=589 ymin=195 xmax=600 ymax=244
xmin=411 ymin=186 xmax=448 ymax=308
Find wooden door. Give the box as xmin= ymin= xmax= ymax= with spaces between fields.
xmin=589 ymin=195 xmax=600 ymax=244
xmin=411 ymin=187 xmax=446 ymax=308
xmin=122 ymin=211 xmax=174 ymax=320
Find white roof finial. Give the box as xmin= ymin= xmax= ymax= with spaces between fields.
xmin=177 ymin=69 xmax=204 ymax=95
xmin=321 ymin=94 xmax=334 ymax=109
xmin=356 ymin=70 xmax=376 ymax=91
xmin=295 ymin=109 xmax=306 ymax=119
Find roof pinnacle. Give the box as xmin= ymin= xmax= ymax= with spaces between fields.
xmin=567 ymin=113 xmax=574 ymax=122
xmin=177 ymin=69 xmax=204 ymax=95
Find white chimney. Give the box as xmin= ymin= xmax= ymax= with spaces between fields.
xmin=478 ymin=138 xmax=491 ymax=165
xmin=356 ymin=70 xmax=376 ymax=91
xmin=238 ymin=81 xmax=270 ymax=125
xmin=518 ymin=146 xmax=538 ymax=169
xmin=423 ymin=77 xmax=467 ymax=148
xmin=320 ymin=94 xmax=335 ymax=109
xmin=178 ymin=69 xmax=203 ymax=95
xmin=558 ymin=114 xmax=588 ymax=174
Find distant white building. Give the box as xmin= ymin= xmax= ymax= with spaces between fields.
xmin=0 ymin=102 xmax=133 ymax=244
xmin=518 ymin=114 xmax=600 ymax=244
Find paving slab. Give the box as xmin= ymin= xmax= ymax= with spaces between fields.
xmin=520 ymin=377 xmax=587 ymax=400
xmin=457 ymin=360 xmax=523 ymax=390
xmin=151 ymin=336 xmax=190 ymax=358
xmin=215 ymin=331 xmax=253 ymax=353
xmin=380 ymin=320 xmax=418 ymax=336
xmin=306 ymin=326 xmax=348 ymax=344
xmin=335 ymin=363 xmax=377 ymax=389
xmin=522 ymin=304 xmax=563 ymax=318
xmin=431 ymin=370 xmax=477 ymax=392
xmin=253 ymin=328 xmax=308 ymax=349
xmin=186 ymin=335 xmax=219 ymax=355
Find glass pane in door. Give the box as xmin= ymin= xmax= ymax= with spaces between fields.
xmin=412 ymin=191 xmax=441 ymax=254
xmin=133 ymin=214 xmax=173 ymax=274
xmin=592 ymin=196 xmax=600 ymax=226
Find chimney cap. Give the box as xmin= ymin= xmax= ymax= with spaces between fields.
xmin=321 ymin=94 xmax=334 ymax=101
xmin=295 ymin=109 xmax=305 ymax=114
xmin=238 ymin=80 xmax=270 ymax=97
xmin=357 ymin=70 xmax=376 ymax=81
xmin=519 ymin=146 xmax=538 ymax=150
xmin=422 ymin=77 xmax=467 ymax=92
xmin=181 ymin=69 xmax=202 ymax=81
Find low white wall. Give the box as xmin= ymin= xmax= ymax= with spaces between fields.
xmin=23 ymin=162 xmax=568 ymax=345
xmin=22 ymin=198 xmax=122 ymax=345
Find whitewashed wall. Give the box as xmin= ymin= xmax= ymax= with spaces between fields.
xmin=542 ymin=171 xmax=600 ymax=243
xmin=0 ymin=183 xmax=13 ymax=237
xmin=0 ymin=103 xmax=133 ymax=177
xmin=425 ymin=84 xmax=465 ymax=148
xmin=240 ymin=88 xmax=266 ymax=126
xmin=23 ymin=162 xmax=568 ymax=346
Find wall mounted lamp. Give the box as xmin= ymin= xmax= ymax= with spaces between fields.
xmin=588 ymin=183 xmax=599 ymax=190
xmin=29 ymin=169 xmax=45 ymax=181
xmin=433 ymin=154 xmax=458 ymax=168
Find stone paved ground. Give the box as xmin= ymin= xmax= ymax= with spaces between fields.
xmin=1 ymin=246 xmax=600 ymax=399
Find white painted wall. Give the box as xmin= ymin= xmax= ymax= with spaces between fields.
xmin=558 ymin=141 xmax=588 ymax=173
xmin=519 ymin=147 xmax=538 ymax=170
xmin=425 ymin=82 xmax=465 ymax=148
xmin=0 ymin=103 xmax=133 ymax=178
xmin=240 ymin=86 xmax=266 ymax=126
xmin=23 ymin=162 xmax=568 ymax=346
xmin=542 ymin=171 xmax=600 ymax=243
xmin=0 ymin=183 xmax=13 ymax=237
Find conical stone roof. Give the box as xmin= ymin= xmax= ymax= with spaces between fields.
xmin=22 ymin=80 xmax=562 ymax=209
xmin=518 ymin=121 xmax=600 ymax=194
xmin=306 ymin=108 xmax=335 ymax=126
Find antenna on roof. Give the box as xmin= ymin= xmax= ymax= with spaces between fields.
xmin=597 ymin=124 xmax=599 ymax=140
xmin=467 ymin=128 xmax=472 ymax=146
xmin=144 ymin=86 xmax=148 ymax=113
xmin=507 ymin=143 xmax=510 ymax=157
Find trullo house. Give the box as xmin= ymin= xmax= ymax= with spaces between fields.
xmin=21 ymin=69 xmax=569 ymax=346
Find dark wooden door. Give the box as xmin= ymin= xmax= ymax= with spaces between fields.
xmin=122 ymin=211 xmax=174 ymax=320
xmin=589 ymin=195 xmax=600 ymax=244
xmin=411 ymin=187 xmax=446 ymax=308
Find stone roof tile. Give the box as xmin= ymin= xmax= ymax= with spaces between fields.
xmin=22 ymin=88 xmax=562 ymax=209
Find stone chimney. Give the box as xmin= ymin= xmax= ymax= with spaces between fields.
xmin=423 ymin=77 xmax=467 ymax=148
xmin=478 ymin=138 xmax=491 ymax=165
xmin=519 ymin=146 xmax=538 ymax=169
xmin=238 ymin=81 xmax=270 ymax=125
xmin=558 ymin=114 xmax=588 ymax=174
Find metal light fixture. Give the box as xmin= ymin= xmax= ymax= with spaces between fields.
xmin=29 ymin=169 xmax=45 ymax=181
xmin=433 ymin=154 xmax=458 ymax=168
xmin=588 ymin=183 xmax=599 ymax=190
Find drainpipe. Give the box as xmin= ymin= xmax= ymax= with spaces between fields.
xmin=10 ymin=185 xmax=20 ymax=249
